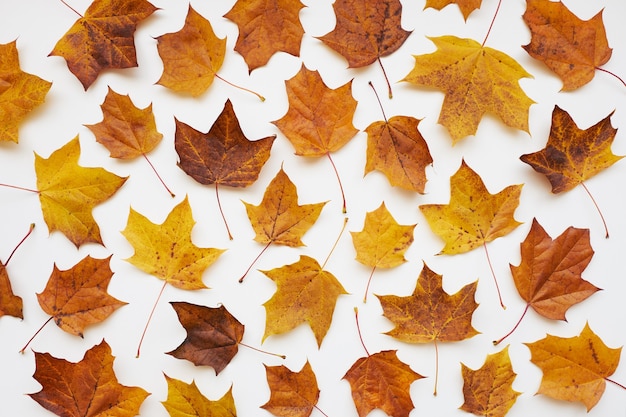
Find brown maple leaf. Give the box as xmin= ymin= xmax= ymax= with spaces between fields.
xmin=261 ymin=255 xmax=347 ymax=347
xmin=162 ymin=374 xmax=236 ymax=417
xmin=495 ymin=219 xmax=599 ymax=345
xmin=224 ymin=0 xmax=305 ymax=72
xmin=460 ymin=346 xmax=521 ymax=417
xmin=364 ymin=115 xmax=432 ymax=193
xmin=424 ymin=0 xmax=483 ymax=20
xmin=378 ymin=262 xmax=478 ymax=394
xmin=523 ymin=0 xmax=613 ymax=91
xmin=262 ymin=361 xmax=320 ymax=417
xmin=167 ymin=302 xmax=243 ymax=375
xmin=526 ymin=322 xmax=623 ymax=411
xmin=0 ymin=40 xmax=52 ymax=143
xmin=29 ymin=340 xmax=150 ymax=417
xmin=402 ymin=36 xmax=534 ymax=143
xmin=175 ymin=99 xmax=276 ymax=238
xmin=156 ymin=5 xmax=225 ymax=97
xmin=50 ymin=0 xmax=157 ymax=89
xmin=0 ymin=224 xmax=34 ymax=320
xmin=36 ymin=137 xmax=127 ymax=247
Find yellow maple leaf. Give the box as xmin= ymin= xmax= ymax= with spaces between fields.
xmin=162 ymin=375 xmax=236 ymax=417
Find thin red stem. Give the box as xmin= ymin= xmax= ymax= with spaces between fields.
xmin=482 ymin=0 xmax=503 ymax=47
xmin=19 ymin=316 xmax=53 ymax=353
xmin=59 ymin=0 xmax=82 ymax=17
xmin=239 ymin=241 xmax=272 ymax=283
xmin=142 ymin=153 xmax=175 ymax=198
xmin=369 ymin=81 xmax=388 ymax=123
xmin=239 ymin=342 xmax=285 ymax=359
xmin=493 ymin=303 xmax=530 ymax=345
xmin=596 ymin=67 xmax=626 ymax=88
xmin=136 ymin=281 xmax=167 ymax=358
xmin=215 ymin=183 xmax=233 ymax=240
xmin=433 ymin=339 xmax=439 ymax=396
xmin=581 ymin=182 xmax=609 ymax=238
xmin=483 ymin=241 xmax=506 ymax=309
xmin=326 ymin=152 xmax=347 ymax=214
xmin=607 ymin=377 xmax=626 ymax=391
xmin=5 ymin=223 xmax=35 ymax=266
xmin=354 ymin=307 xmax=370 ymax=357
xmin=215 ymin=74 xmax=265 ymax=101
xmin=377 ymin=58 xmax=393 ymax=99
xmin=363 ymin=266 xmax=377 ymax=303
xmin=321 ymin=217 xmax=349 ymax=270
xmin=0 ymin=183 xmax=39 ymax=193
xmin=313 ymin=405 xmax=330 ymax=417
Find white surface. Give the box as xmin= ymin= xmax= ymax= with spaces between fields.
xmin=1 ymin=0 xmax=625 ymax=416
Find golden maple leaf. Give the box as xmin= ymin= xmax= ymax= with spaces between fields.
xmin=0 ymin=41 xmax=52 ymax=143
xmin=35 ymin=137 xmax=127 ymax=247
xmin=156 ymin=6 xmax=226 ymax=97
xmin=162 ymin=375 xmax=236 ymax=417
xmin=224 ymin=0 xmax=305 ymax=72
xmin=262 ymin=362 xmax=320 ymax=417
xmin=424 ymin=0 xmax=483 ymax=20
xmin=402 ymin=36 xmax=534 ymax=143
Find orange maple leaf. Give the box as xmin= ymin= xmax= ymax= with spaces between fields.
xmin=167 ymin=302 xmax=243 ymax=375
xmin=424 ymin=0 xmax=483 ymax=20
xmin=262 ymin=361 xmax=320 ymax=417
xmin=224 ymin=0 xmax=305 ymax=72
xmin=156 ymin=6 xmax=226 ymax=97
xmin=526 ymin=322 xmax=623 ymax=411
xmin=162 ymin=375 xmax=236 ymax=417
xmin=0 ymin=40 xmax=51 ymax=143
xmin=0 ymin=262 xmax=21 ymax=319
xmin=261 ymin=255 xmax=347 ymax=347
xmin=459 ymin=346 xmax=521 ymax=417
xmin=35 ymin=137 xmax=127 ymax=247
xmin=523 ymin=0 xmax=613 ymax=91
xmin=50 ymin=0 xmax=157 ymax=89
xmin=402 ymin=36 xmax=534 ymax=143
xmin=29 ymin=340 xmax=150 ymax=417
xmin=364 ymin=115 xmax=432 ymax=193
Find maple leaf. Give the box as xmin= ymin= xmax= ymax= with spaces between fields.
xmin=29 ymin=340 xmax=150 ymax=417
xmin=175 ymin=99 xmax=276 ymax=238
xmin=402 ymin=36 xmax=534 ymax=143
xmin=424 ymin=0 xmax=483 ymax=21
xmin=459 ymin=346 xmax=521 ymax=417
xmin=0 ymin=40 xmax=52 ymax=143
xmin=526 ymin=322 xmax=623 ymax=411
xmin=122 ymin=196 xmax=225 ymax=290
xmin=0 ymin=262 xmax=22 ymax=319
xmin=35 ymin=136 xmax=127 ymax=248
xmin=522 ymin=0 xmax=613 ymax=91
xmin=364 ymin=115 xmax=432 ymax=193
xmin=261 ymin=255 xmax=347 ymax=347
xmin=224 ymin=0 xmax=305 ymax=72
xmin=162 ymin=375 xmax=236 ymax=417
xmin=50 ymin=0 xmax=157 ymax=89
xmin=495 ymin=219 xmax=599 ymax=345
xmin=343 ymin=350 xmax=423 ymax=417
xmin=156 ymin=6 xmax=225 ymax=97
xmin=167 ymin=302 xmax=243 ymax=375
xmin=262 ymin=361 xmax=320 ymax=417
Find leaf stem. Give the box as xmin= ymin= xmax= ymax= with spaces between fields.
xmin=215 ymin=74 xmax=265 ymax=101
xmin=596 ymin=67 xmax=626 ymax=88
xmin=321 ymin=217 xmax=349 ymax=270
xmin=433 ymin=339 xmax=439 ymax=396
xmin=239 ymin=241 xmax=272 ymax=283
xmin=215 ymin=183 xmax=233 ymax=240
xmin=239 ymin=342 xmax=286 ymax=359
xmin=19 ymin=316 xmax=53 ymax=353
xmin=326 ymin=152 xmax=347 ymax=214
xmin=5 ymin=223 xmax=35 ymax=266
xmin=376 ymin=58 xmax=393 ymax=99
xmin=493 ymin=303 xmax=530 ymax=345
xmin=481 ymin=0 xmax=503 ymax=47
xmin=483 ymin=241 xmax=506 ymax=309
xmin=0 ymin=183 xmax=39 ymax=193
xmin=142 ymin=153 xmax=175 ymax=198
xmin=354 ymin=307 xmax=370 ymax=357
xmin=363 ymin=266 xmax=377 ymax=303
xmin=606 ymin=377 xmax=626 ymax=391
xmin=313 ymin=405 xmax=330 ymax=417
xmin=581 ymin=182 xmax=609 ymax=238
xmin=136 ymin=281 xmax=167 ymax=358
xmin=59 ymin=0 xmax=82 ymax=18
xmin=369 ymin=81 xmax=388 ymax=123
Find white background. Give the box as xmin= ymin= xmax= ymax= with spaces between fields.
xmin=1 ymin=0 xmax=625 ymax=416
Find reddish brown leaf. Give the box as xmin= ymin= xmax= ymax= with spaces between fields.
xmin=0 ymin=262 xmax=22 ymax=319
xmin=262 ymin=361 xmax=320 ymax=417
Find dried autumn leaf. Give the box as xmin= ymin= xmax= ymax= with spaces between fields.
xmin=460 ymin=346 xmax=521 ymax=417
xmin=35 ymin=137 xmax=127 ymax=247
xmin=261 ymin=255 xmax=347 ymax=347
xmin=167 ymin=302 xmax=243 ymax=375
xmin=402 ymin=36 xmax=534 ymax=143
xmin=162 ymin=375 xmax=236 ymax=417
xmin=50 ymin=0 xmax=157 ymax=89
xmin=523 ymin=0 xmax=612 ymax=91
xmin=29 ymin=340 xmax=149 ymax=417
xmin=343 ymin=350 xmax=423 ymax=417
xmin=364 ymin=115 xmax=432 ymax=193
xmin=262 ymin=361 xmax=320 ymax=417
xmin=156 ymin=6 xmax=225 ymax=97
xmin=224 ymin=0 xmax=305 ymax=72
xmin=0 ymin=40 xmax=52 ymax=143
xmin=424 ymin=0 xmax=483 ymax=21
xmin=526 ymin=322 xmax=623 ymax=411
xmin=0 ymin=262 xmax=22 ymax=319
